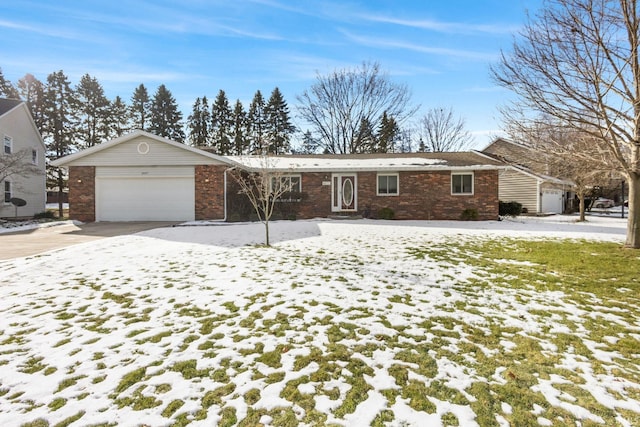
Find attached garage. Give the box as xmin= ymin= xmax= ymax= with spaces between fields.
xmin=95 ymin=166 xmax=195 ymax=221
xmin=51 ymin=131 xmax=233 ymax=222
xmin=540 ymin=188 xmax=564 ymax=214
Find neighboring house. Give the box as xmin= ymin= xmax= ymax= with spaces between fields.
xmin=0 ymin=98 xmax=46 ymax=218
xmin=51 ymin=130 xmax=506 ymax=222
xmin=481 ymin=138 xmax=574 ymax=214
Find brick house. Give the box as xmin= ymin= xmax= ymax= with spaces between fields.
xmin=52 ymin=131 xmax=505 ymax=222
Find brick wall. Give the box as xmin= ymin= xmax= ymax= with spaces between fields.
xmin=68 ymin=166 xmax=95 ymax=222
xmin=292 ymin=170 xmax=499 ymax=221
xmin=195 ymin=165 xmax=227 ymax=220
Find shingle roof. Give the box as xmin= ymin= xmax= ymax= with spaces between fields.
xmin=0 ymin=98 xmax=23 ymax=116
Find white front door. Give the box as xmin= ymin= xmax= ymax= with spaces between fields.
xmin=331 ymin=174 xmax=357 ymax=212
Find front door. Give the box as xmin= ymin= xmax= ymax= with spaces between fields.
xmin=332 ymin=174 xmax=357 ymax=212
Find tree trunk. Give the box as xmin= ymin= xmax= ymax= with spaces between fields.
xmin=578 ymin=192 xmax=586 ymax=222
xmin=625 ymin=173 xmax=640 ymax=248
xmin=57 ymin=169 xmax=64 ymax=219
xmin=264 ymin=218 xmax=270 ymax=246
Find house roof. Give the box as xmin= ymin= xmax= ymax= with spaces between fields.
xmin=479 ymin=150 xmax=574 ymax=186
xmin=0 ymin=98 xmax=22 ymax=117
xmin=226 ymin=151 xmax=506 ymax=172
xmin=51 ymin=130 xmax=238 ymax=167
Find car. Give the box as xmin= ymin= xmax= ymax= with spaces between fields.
xmin=593 ymin=197 xmax=615 ymax=208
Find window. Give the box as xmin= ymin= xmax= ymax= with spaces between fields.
xmin=451 ymin=173 xmax=473 ymax=195
xmin=377 ymin=174 xmax=399 ymax=195
xmin=32 ymin=149 xmax=38 ymax=165
xmin=271 ymin=175 xmax=301 ymax=193
xmin=3 ymin=181 xmax=11 ymax=203
xmin=3 ymin=135 xmax=11 ymax=154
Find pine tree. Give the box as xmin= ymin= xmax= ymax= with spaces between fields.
xmin=376 ymin=112 xmax=400 ymax=153
xmin=75 ymin=74 xmax=110 ymax=148
xmin=42 ymin=70 xmax=77 ymax=217
xmin=354 ymin=117 xmax=376 ymax=153
xmin=109 ymin=96 xmax=129 ymax=138
xmin=150 ymin=84 xmax=185 ymax=142
xmin=231 ymin=99 xmax=248 ymax=154
xmin=210 ymin=90 xmax=232 ymax=154
xmin=0 ymin=68 xmax=19 ymax=99
xmin=187 ymin=96 xmax=210 ymax=146
xmin=298 ymin=130 xmax=319 ymax=154
xmin=247 ymin=90 xmax=266 ymax=154
xmin=265 ymin=87 xmax=295 ymax=154
xmin=130 ymin=83 xmax=151 ymax=131
xmin=17 ymin=73 xmax=46 ymax=132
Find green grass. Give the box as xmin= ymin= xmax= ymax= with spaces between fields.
xmin=2 ymin=235 xmax=640 ymax=426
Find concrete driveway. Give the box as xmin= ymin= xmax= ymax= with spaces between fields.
xmin=0 ymin=222 xmax=179 ymax=260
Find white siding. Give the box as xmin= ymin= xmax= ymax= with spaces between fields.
xmin=0 ymin=104 xmax=46 ymax=218
xmin=66 ymin=136 xmax=225 ymax=167
xmin=498 ymin=169 xmax=539 ymax=214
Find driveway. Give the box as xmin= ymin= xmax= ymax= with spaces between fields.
xmin=0 ymin=221 xmax=179 ymax=260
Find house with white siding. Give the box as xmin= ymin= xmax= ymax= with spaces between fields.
xmin=0 ymin=99 xmax=46 ymax=218
xmin=481 ymin=138 xmax=574 ymax=214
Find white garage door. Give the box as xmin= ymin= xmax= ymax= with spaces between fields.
xmin=96 ymin=167 xmax=195 ymax=221
xmin=541 ymin=189 xmax=563 ymax=214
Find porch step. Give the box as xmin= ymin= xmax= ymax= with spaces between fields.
xmin=328 ymin=215 xmax=363 ymax=220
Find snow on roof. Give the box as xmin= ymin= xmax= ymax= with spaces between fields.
xmin=226 ymin=153 xmax=502 ymax=172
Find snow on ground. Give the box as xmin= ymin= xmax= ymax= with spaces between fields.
xmin=0 ymin=216 xmax=637 ymax=427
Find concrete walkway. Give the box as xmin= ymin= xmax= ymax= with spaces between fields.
xmin=0 ymin=222 xmax=178 ymax=260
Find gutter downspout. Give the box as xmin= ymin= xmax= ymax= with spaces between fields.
xmin=223 ymin=168 xmax=227 ymax=222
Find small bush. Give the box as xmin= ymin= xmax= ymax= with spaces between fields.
xmin=377 ymin=207 xmax=395 ymax=220
xmin=499 ymin=201 xmax=523 ymax=217
xmin=34 ymin=210 xmax=56 ymax=219
xmin=460 ymin=208 xmax=478 ymax=221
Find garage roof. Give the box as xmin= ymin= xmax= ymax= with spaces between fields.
xmin=51 ymin=130 xmax=238 ymax=167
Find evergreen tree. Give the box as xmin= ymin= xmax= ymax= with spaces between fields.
xmin=109 ymin=96 xmax=129 ymax=138
xmin=297 ymin=130 xmax=319 ymax=154
xmin=17 ymin=73 xmax=46 ymax=131
xmin=0 ymin=68 xmax=19 ymax=99
xmin=150 ymin=84 xmax=185 ymax=142
xmin=210 ymin=90 xmax=232 ymax=154
xmin=231 ymin=99 xmax=248 ymax=154
xmin=130 ymin=83 xmax=151 ymax=131
xmin=187 ymin=96 xmax=210 ymax=146
xmin=247 ymin=90 xmax=266 ymax=154
xmin=75 ymin=74 xmax=110 ymax=148
xmin=265 ymin=87 xmax=295 ymax=154
xmin=376 ymin=112 xmax=400 ymax=153
xmin=42 ymin=70 xmax=77 ymax=217
xmin=354 ymin=117 xmax=376 ymax=153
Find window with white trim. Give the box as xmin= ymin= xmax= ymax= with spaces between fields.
xmin=3 ymin=135 xmax=11 ymax=154
xmin=377 ymin=173 xmax=399 ymax=195
xmin=32 ymin=149 xmax=38 ymax=165
xmin=271 ymin=175 xmax=302 ymax=193
xmin=3 ymin=181 xmax=11 ymax=203
xmin=451 ymin=172 xmax=473 ymax=195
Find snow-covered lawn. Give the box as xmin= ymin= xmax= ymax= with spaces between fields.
xmin=0 ymin=216 xmax=638 ymax=427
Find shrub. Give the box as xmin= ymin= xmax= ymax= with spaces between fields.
xmin=460 ymin=208 xmax=478 ymax=221
xmin=377 ymin=207 xmax=395 ymax=220
xmin=34 ymin=210 xmax=56 ymax=219
xmin=499 ymin=201 xmax=523 ymax=217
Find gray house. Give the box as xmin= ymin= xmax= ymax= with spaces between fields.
xmin=0 ymin=99 xmax=46 ymax=218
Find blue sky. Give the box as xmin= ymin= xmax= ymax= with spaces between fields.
xmin=0 ymin=0 xmax=541 ymax=149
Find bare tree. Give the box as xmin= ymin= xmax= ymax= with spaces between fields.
xmin=491 ymin=0 xmax=640 ymax=248
xmin=508 ymin=121 xmax=614 ymax=220
xmin=417 ymin=107 xmax=474 ymax=152
xmin=296 ymin=61 xmax=417 ymax=154
xmin=0 ymin=149 xmax=43 ymax=193
xmin=227 ymin=157 xmax=296 ymax=246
